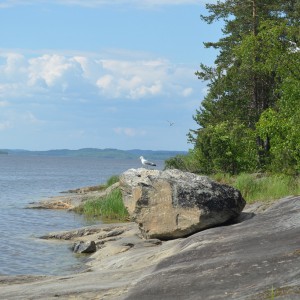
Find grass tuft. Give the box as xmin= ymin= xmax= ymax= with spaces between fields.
xmin=212 ymin=173 xmax=300 ymax=204
xmin=106 ymin=175 xmax=119 ymax=187
xmin=235 ymin=174 xmax=300 ymax=203
xmin=75 ymin=188 xmax=129 ymax=222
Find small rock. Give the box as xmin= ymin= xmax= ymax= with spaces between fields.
xmin=142 ymin=239 xmax=162 ymax=247
xmin=72 ymin=241 xmax=97 ymax=253
xmin=98 ymin=229 xmax=124 ymax=239
xmin=106 ymin=229 xmax=125 ymax=237
xmin=121 ymin=242 xmax=135 ymax=248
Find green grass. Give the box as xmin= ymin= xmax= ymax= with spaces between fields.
xmin=212 ymin=173 xmax=300 ymax=204
xmin=75 ymin=188 xmax=129 ymax=222
xmin=212 ymin=173 xmax=235 ymax=185
xmin=255 ymin=285 xmax=300 ymax=300
xmin=106 ymin=175 xmax=119 ymax=187
xmin=91 ymin=175 xmax=119 ymax=191
xmin=270 ymin=286 xmax=275 ymax=300
xmin=74 ymin=175 xmax=128 ymax=221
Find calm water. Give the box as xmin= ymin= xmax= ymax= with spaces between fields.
xmin=0 ymin=155 xmax=164 ymax=276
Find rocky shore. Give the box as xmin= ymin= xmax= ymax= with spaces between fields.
xmin=1 ymin=173 xmax=299 ymax=300
xmin=26 ymin=182 xmax=120 ymax=210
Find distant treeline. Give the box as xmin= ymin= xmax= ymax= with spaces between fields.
xmin=1 ymin=148 xmax=187 ymax=160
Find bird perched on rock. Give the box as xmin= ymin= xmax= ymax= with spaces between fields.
xmin=139 ymin=156 xmax=156 ymax=168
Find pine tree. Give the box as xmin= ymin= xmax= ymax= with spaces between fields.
xmin=189 ymin=0 xmax=300 ymax=174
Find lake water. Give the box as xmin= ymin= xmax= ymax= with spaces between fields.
xmin=0 ymin=155 xmax=164 ymax=276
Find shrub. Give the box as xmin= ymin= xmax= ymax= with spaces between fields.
xmin=164 ymin=149 xmax=203 ymax=173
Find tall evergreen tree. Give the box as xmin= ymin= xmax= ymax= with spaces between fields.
xmin=188 ymin=0 xmax=300 ymax=174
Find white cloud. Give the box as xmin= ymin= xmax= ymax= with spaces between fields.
xmin=0 ymin=121 xmax=12 ymax=131
xmin=0 ymin=0 xmax=209 ymax=9
xmin=2 ymin=53 xmax=26 ymax=75
xmin=28 ymin=54 xmax=78 ymax=88
xmin=23 ymin=111 xmax=44 ymax=124
xmin=72 ymin=56 xmax=101 ymax=81
xmin=96 ymin=74 xmax=114 ymax=90
xmin=0 ymin=53 xmax=27 ymax=82
xmin=114 ymin=127 xmax=146 ymax=137
xmin=0 ymin=50 xmax=197 ymax=101
xmin=129 ymin=81 xmax=162 ymax=99
xmin=182 ymin=87 xmax=193 ymax=97
xmin=0 ymin=100 xmax=9 ymax=107
xmin=60 ymin=0 xmax=201 ymax=5
xmin=96 ymin=58 xmax=188 ymax=99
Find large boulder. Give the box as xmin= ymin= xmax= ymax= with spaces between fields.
xmin=120 ymin=168 xmax=246 ymax=239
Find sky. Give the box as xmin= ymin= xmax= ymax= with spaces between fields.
xmin=0 ymin=0 xmax=222 ymax=151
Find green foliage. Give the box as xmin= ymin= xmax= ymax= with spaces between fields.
xmin=164 ymin=150 xmax=202 ymax=173
xmin=257 ymin=78 xmax=300 ymax=174
xmin=75 ymin=188 xmax=129 ymax=221
xmin=189 ymin=0 xmax=300 ymax=175
xmin=194 ymin=121 xmax=258 ymax=175
xmin=168 ymin=121 xmax=258 ymax=175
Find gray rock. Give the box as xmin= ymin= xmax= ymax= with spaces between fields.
xmin=40 ymin=225 xmax=104 ymax=240
xmin=1 ymin=197 xmax=299 ymax=300
xmin=98 ymin=229 xmax=125 ymax=239
xmin=120 ymin=168 xmax=245 ymax=239
xmin=72 ymin=241 xmax=96 ymax=254
xmin=141 ymin=239 xmax=162 ymax=247
xmin=124 ymin=196 xmax=300 ymax=300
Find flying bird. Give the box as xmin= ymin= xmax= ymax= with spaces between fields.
xmin=139 ymin=156 xmax=156 ymax=168
xmin=167 ymin=120 xmax=175 ymax=126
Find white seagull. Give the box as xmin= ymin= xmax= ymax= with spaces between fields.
xmin=139 ymin=156 xmax=156 ymax=168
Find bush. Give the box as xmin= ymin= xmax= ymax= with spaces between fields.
xmin=167 ymin=122 xmax=259 ymax=175
xmin=164 ymin=149 xmax=203 ymax=173
xmin=203 ymin=122 xmax=258 ymax=174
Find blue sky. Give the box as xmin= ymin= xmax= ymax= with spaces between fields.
xmin=0 ymin=0 xmax=222 ymax=151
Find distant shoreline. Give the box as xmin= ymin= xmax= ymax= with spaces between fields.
xmin=0 ymin=148 xmax=186 ymax=160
